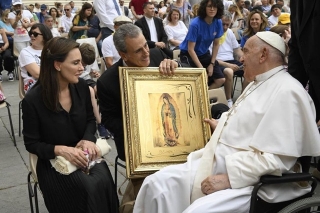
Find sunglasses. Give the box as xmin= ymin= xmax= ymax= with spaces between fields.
xmin=64 ymin=9 xmax=70 ymax=11
xmin=29 ymin=31 xmax=43 ymax=37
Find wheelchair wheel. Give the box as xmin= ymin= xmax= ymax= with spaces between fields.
xmin=278 ymin=197 xmax=320 ymax=213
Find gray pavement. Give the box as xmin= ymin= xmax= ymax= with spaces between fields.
xmin=0 ymin=73 xmax=319 ymax=212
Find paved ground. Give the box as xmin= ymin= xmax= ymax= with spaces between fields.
xmin=0 ymin=73 xmax=319 ymax=212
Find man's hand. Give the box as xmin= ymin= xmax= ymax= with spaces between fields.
xmin=206 ymin=63 xmax=214 ymax=77
xmin=159 ymin=58 xmax=178 ymax=75
xmin=227 ymin=63 xmax=240 ymax=71
xmin=155 ymin=42 xmax=166 ymax=49
xmin=201 ymin=174 xmax=231 ymax=195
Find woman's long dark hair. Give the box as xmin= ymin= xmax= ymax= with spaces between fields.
xmin=78 ymin=2 xmax=93 ymax=20
xmin=39 ymin=37 xmax=79 ymax=112
xmin=198 ymin=0 xmax=224 ymax=19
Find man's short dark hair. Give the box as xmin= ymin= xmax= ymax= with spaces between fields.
xmin=143 ymin=2 xmax=154 ymax=9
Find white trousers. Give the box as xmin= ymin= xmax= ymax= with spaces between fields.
xmin=133 ymin=155 xmax=252 ymax=213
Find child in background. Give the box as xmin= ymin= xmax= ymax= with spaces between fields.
xmin=79 ymin=43 xmax=112 ymax=139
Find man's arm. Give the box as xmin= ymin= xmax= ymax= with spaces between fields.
xmin=135 ymin=20 xmax=156 ymax=48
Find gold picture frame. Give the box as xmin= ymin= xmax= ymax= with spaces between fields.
xmin=119 ymin=67 xmax=211 ymax=179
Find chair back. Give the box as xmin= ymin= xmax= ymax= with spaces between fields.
xmin=13 ymin=43 xmax=20 ymax=58
xmin=100 ymin=57 xmax=106 ymax=75
xmin=173 ymin=49 xmax=181 ymax=60
xmin=208 ymin=88 xmax=228 ymax=106
xmin=18 ymin=67 xmax=25 ymax=100
xmin=29 ymin=153 xmax=38 ymax=182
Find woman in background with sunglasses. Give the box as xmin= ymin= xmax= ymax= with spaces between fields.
xmin=18 ymin=23 xmax=53 ymax=93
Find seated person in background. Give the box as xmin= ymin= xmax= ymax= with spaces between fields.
xmin=133 ymin=31 xmax=320 ymax=213
xmin=70 ymin=3 xmax=93 ymax=40
xmin=179 ymin=0 xmax=225 ymax=89
xmin=44 ymin=15 xmax=61 ymax=37
xmin=19 ymin=23 xmax=53 ymax=93
xmin=60 ymin=4 xmax=75 ymax=34
xmin=22 ymin=37 xmax=118 ymax=213
xmin=97 ymin=24 xmax=178 ymax=161
xmin=79 ymin=43 xmax=111 ymax=139
xmin=135 ymin=2 xmax=173 ymax=59
xmin=0 ymin=28 xmax=14 ymax=82
xmin=0 ymin=9 xmax=15 ymax=49
xmin=48 ymin=7 xmax=63 ymax=33
xmin=164 ymin=9 xmax=188 ymax=50
xmin=240 ymin=9 xmax=269 ymax=48
xmin=214 ymin=13 xmax=245 ymax=107
xmin=267 ymin=4 xmax=281 ymax=27
xmin=228 ymin=4 xmax=243 ymax=41
xmin=9 ymin=0 xmax=35 ymax=52
xmin=102 ymin=15 xmax=132 ymax=69
xmin=87 ymin=11 xmax=103 ymax=57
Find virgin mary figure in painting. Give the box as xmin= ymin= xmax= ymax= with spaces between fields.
xmin=161 ymin=94 xmax=179 ymax=146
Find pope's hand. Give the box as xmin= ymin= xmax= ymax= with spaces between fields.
xmin=201 ymin=174 xmax=231 ymax=195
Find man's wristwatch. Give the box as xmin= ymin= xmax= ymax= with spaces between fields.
xmin=210 ymin=62 xmax=215 ymax=66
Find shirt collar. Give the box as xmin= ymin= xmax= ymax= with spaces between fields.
xmin=254 ymin=65 xmax=285 ymax=82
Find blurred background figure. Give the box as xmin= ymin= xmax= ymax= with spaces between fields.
xmin=70 ymin=3 xmax=93 ymax=40
xmin=9 ymin=0 xmax=35 ymax=52
xmin=19 ymin=23 xmax=53 ymax=93
xmin=164 ymin=9 xmax=188 ymax=50
xmin=0 ymin=27 xmax=14 ymax=82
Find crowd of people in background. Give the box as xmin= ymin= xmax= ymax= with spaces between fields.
xmin=1 ymin=0 xmax=320 ymax=212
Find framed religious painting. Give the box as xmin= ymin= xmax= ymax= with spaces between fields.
xmin=119 ymin=67 xmax=211 ymax=179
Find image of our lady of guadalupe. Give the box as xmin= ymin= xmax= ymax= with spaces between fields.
xmin=161 ymin=94 xmax=180 ymax=146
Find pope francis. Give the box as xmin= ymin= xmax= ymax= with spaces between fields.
xmin=133 ymin=31 xmax=320 ymax=213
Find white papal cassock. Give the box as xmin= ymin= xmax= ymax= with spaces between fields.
xmin=133 ymin=66 xmax=320 ymax=213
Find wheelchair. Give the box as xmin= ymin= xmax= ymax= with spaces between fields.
xmin=250 ymin=156 xmax=320 ymax=213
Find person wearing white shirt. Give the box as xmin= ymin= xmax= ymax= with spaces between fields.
xmin=164 ymin=9 xmax=188 ymax=50
xmin=94 ymin=0 xmax=121 ymax=40
xmin=119 ymin=0 xmax=134 ymax=20
xmin=44 ymin=15 xmax=61 ymax=37
xmin=60 ymin=4 xmax=74 ymax=33
xmin=216 ymin=14 xmax=246 ymax=107
xmin=268 ymin=4 xmax=281 ymax=27
xmin=133 ymin=31 xmax=320 ymax=213
xmin=8 ymin=0 xmax=35 ymax=52
xmin=102 ymin=16 xmax=132 ymax=68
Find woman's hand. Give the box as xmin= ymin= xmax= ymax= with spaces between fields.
xmin=201 ymin=174 xmax=231 ymax=195
xmin=76 ymin=140 xmax=101 ymax=161
xmin=206 ymin=63 xmax=214 ymax=77
xmin=56 ymin=146 xmax=88 ymax=168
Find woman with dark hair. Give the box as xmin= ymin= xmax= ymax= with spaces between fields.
xmin=164 ymin=9 xmax=188 ymax=50
xmin=22 ymin=37 xmax=119 ymax=213
xmin=70 ymin=2 xmax=94 ymax=40
xmin=240 ymin=9 xmax=269 ymax=47
xmin=48 ymin=7 xmax=63 ymax=32
xmin=179 ymin=0 xmax=225 ymax=89
xmin=18 ymin=23 xmax=53 ymax=93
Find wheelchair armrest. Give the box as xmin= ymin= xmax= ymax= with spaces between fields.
xmin=260 ymin=173 xmax=313 ymax=184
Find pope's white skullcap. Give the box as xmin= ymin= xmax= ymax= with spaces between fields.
xmin=256 ymin=31 xmax=286 ymax=55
